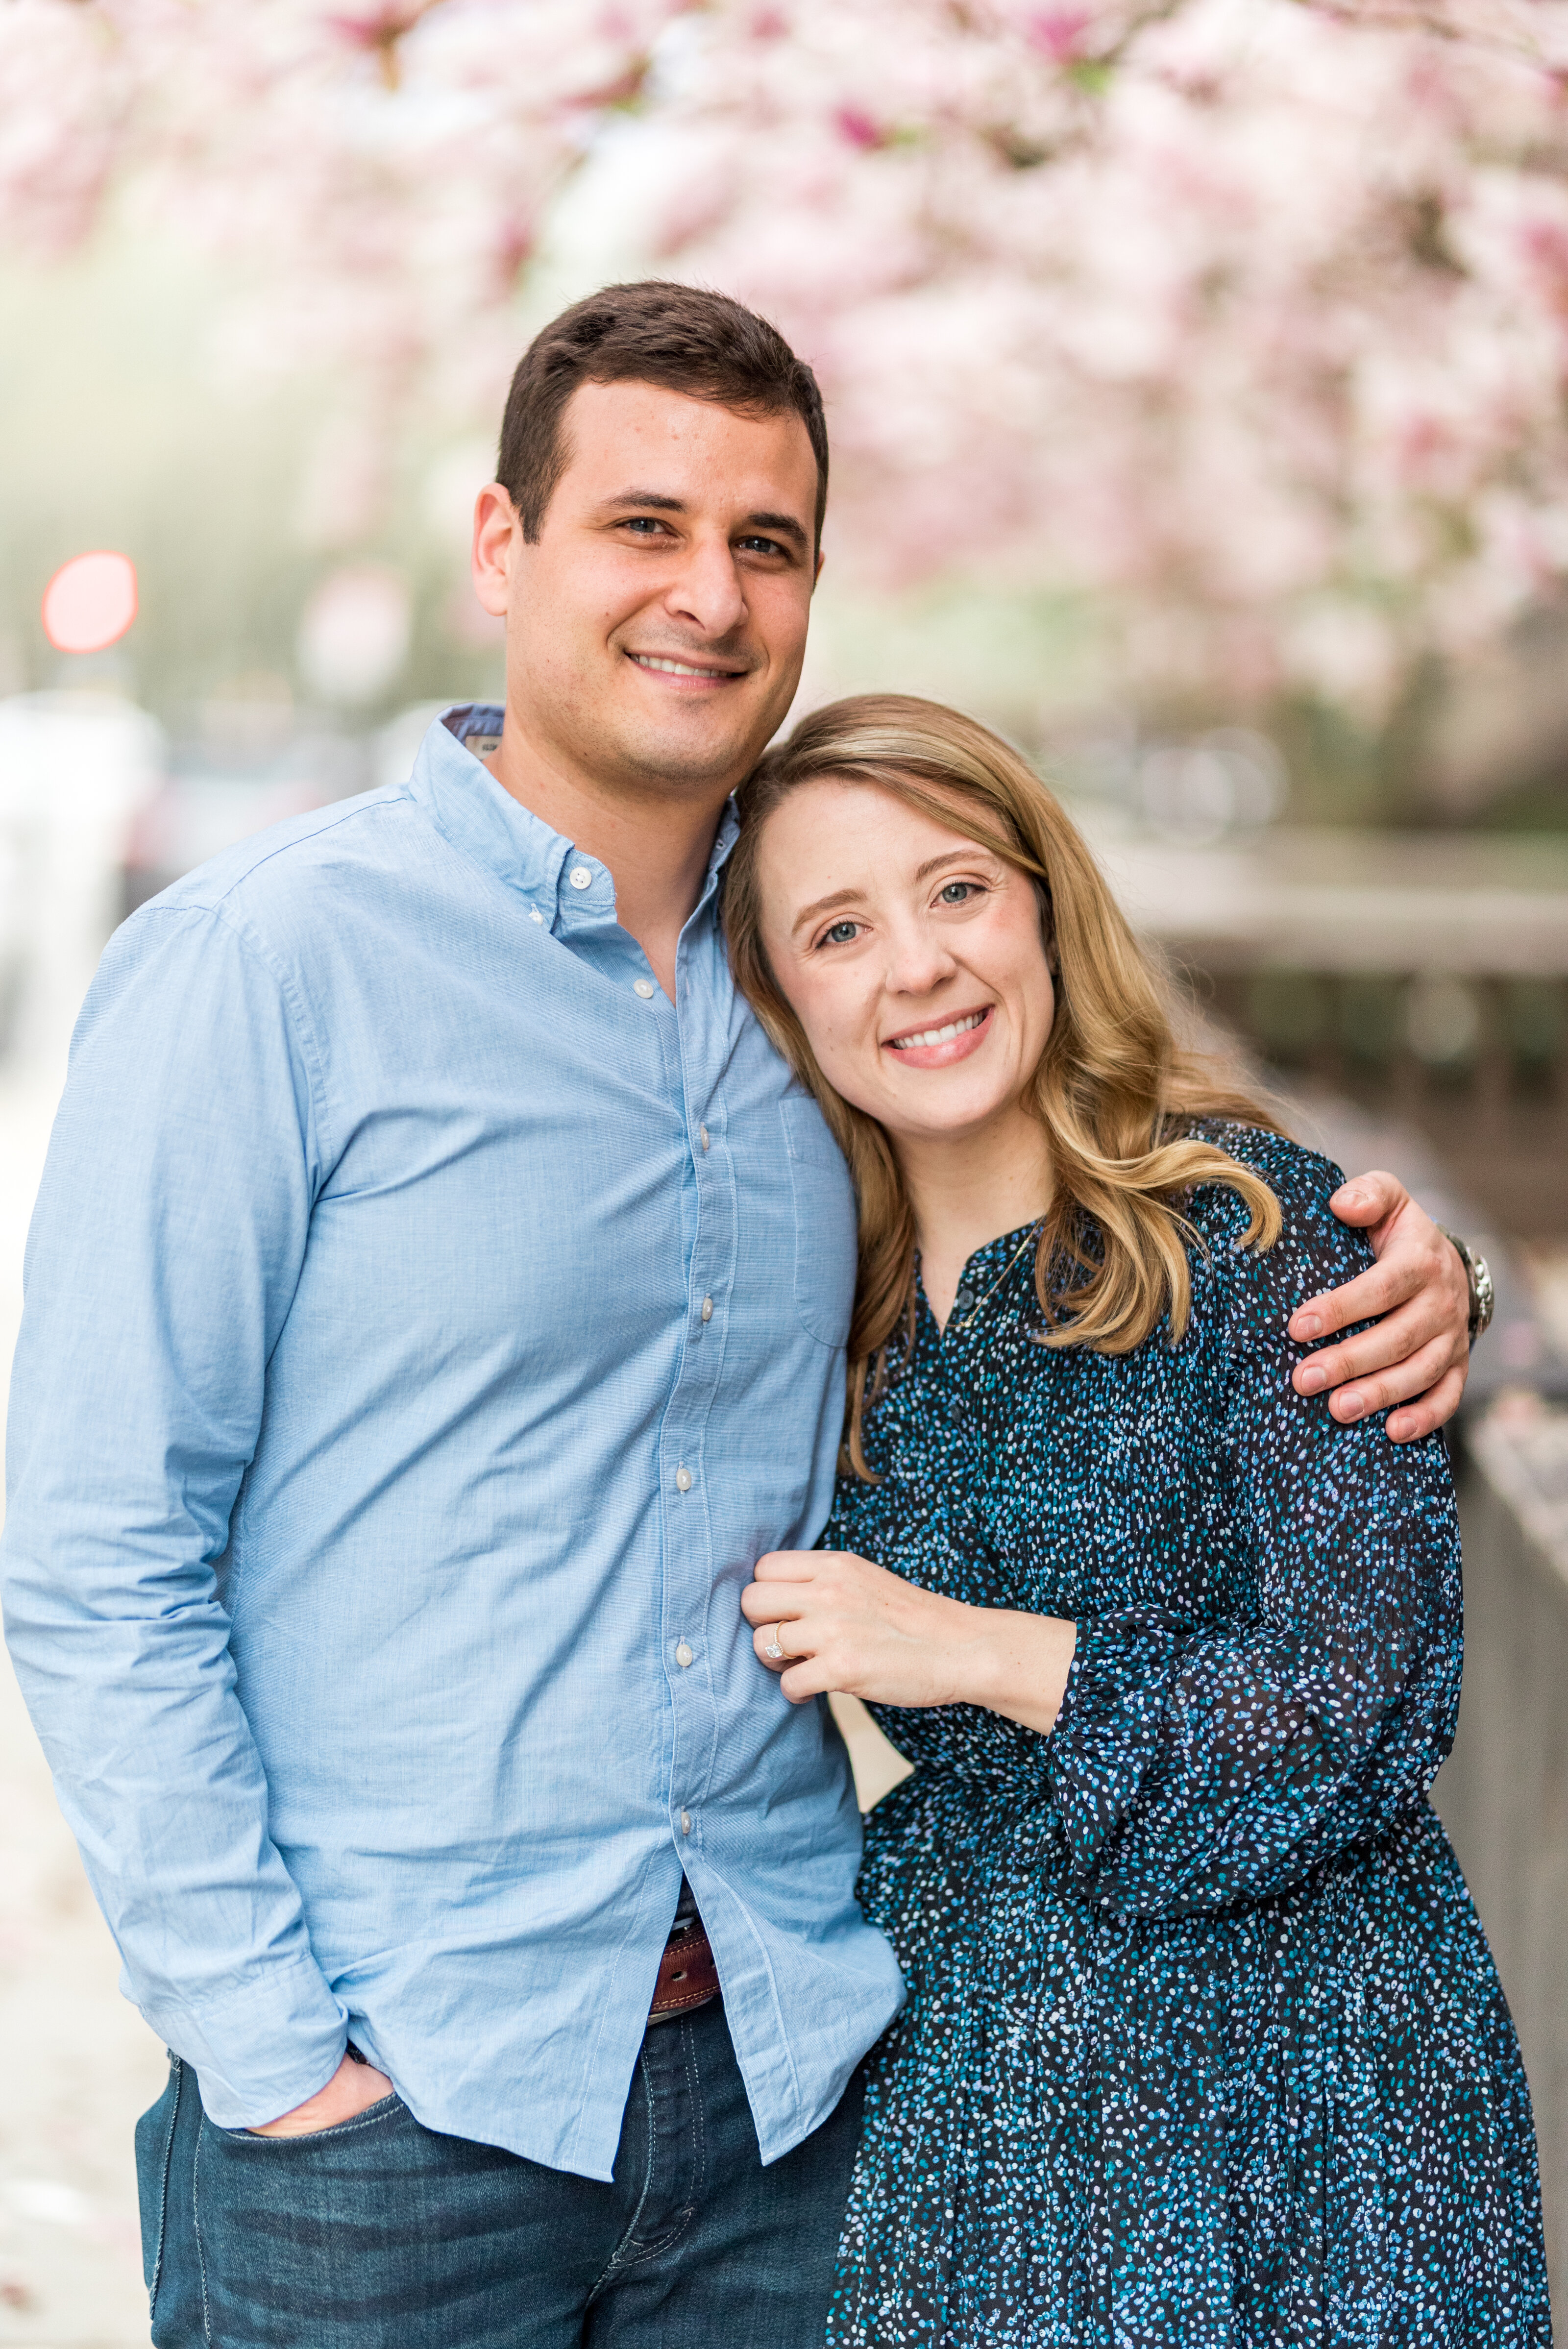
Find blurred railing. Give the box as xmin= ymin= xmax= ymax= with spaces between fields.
xmin=1437 ymin=1414 xmax=1568 ymax=2313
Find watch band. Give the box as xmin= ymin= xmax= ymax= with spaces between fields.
xmin=1438 ymin=1229 xmax=1494 ymax=1344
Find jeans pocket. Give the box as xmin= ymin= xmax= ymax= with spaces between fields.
xmin=193 ymin=2094 xmax=438 ymax=2349
xmin=134 ymin=2053 xmax=184 ymax=2312
xmin=220 ymin=2090 xmax=405 ymax=2146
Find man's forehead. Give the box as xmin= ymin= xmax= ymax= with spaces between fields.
xmin=558 ymin=379 xmax=817 ymax=503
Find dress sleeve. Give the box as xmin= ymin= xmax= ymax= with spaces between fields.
xmin=1043 ymin=1138 xmax=1463 ymax=1920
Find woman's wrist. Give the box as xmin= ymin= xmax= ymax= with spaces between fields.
xmin=950 ymin=1603 xmax=1077 ymax=1736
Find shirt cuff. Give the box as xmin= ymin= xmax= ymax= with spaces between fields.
xmin=136 ymin=1950 xmax=349 ymax=2129
xmin=1046 ymin=1618 xmax=1179 ymax=1878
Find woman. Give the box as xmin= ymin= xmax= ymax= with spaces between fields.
xmin=723 ymin=696 xmax=1549 ymax=2348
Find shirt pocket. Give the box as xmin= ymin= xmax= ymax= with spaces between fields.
xmin=778 ymin=1094 xmax=858 ymax=1350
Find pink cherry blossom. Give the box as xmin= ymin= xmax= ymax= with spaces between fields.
xmin=4 ymin=0 xmax=1568 ymax=707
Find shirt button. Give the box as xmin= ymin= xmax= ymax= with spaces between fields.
xmin=529 ymin=906 xmax=544 ymax=926
xmin=568 ymin=864 xmax=593 ymax=890
xmin=699 ymin=1125 xmax=710 ymax=1151
xmin=676 ymin=1641 xmax=693 ymax=1668
xmin=675 ymin=1466 xmax=692 ymax=1493
xmin=700 ymin=1296 xmax=713 ymax=1322
xmin=954 ymin=1287 xmax=975 ymax=1314
xmin=634 ymin=978 xmax=656 ymax=1000
xmin=680 ymin=1811 xmax=692 ymax=1837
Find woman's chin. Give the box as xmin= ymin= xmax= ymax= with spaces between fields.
xmin=871 ymin=1083 xmax=1023 ymax=1151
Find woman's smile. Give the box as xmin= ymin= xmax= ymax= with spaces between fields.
xmin=882 ymin=1004 xmax=995 ymax=1068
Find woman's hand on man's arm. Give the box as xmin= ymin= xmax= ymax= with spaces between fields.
xmin=1294 ymin=1170 xmax=1471 ymax=1442
xmin=740 ymin=1549 xmax=1076 ymax=1736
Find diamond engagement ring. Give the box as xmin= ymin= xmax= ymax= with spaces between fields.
xmin=763 ymin=1626 xmax=786 ymax=1661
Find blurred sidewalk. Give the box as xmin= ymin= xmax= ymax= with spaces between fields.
xmin=0 ymin=1064 xmax=159 ymax=2349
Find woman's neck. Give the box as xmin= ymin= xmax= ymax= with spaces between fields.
xmin=898 ymin=1108 xmax=1054 ymax=1332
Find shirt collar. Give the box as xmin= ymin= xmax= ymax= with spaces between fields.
xmin=409 ymin=705 xmax=740 ymax=931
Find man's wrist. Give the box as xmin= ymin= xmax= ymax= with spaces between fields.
xmin=1439 ymin=1228 xmax=1494 ymax=1343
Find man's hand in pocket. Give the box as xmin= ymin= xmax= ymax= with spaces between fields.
xmin=251 ymin=2051 xmax=394 ymax=2137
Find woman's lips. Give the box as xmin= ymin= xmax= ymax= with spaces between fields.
xmin=882 ymin=1005 xmax=994 ymax=1069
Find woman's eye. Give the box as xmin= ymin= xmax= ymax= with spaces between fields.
xmin=819 ymin=920 xmax=860 ymax=948
xmin=938 ymin=881 xmax=980 ymax=905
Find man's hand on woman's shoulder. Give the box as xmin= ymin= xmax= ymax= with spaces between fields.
xmin=1288 ymin=1171 xmax=1470 ymax=1444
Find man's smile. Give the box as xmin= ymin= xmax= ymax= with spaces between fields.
xmin=626 ymin=650 xmax=749 ymax=683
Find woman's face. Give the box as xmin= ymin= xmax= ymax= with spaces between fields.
xmin=754 ymin=777 xmax=1056 ymax=1150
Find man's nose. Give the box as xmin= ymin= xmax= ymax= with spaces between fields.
xmin=662 ymin=536 xmax=748 ymax=641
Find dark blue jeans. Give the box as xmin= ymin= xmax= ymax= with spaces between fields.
xmin=136 ymin=2000 xmax=863 ymax=2348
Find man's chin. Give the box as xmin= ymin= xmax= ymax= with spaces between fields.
xmin=606 ymin=705 xmax=783 ymax=797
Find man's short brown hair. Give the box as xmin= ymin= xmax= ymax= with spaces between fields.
xmin=496 ymin=281 xmax=829 ymax=549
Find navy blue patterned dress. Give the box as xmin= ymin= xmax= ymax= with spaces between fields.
xmin=824 ymin=1127 xmax=1549 ymax=2349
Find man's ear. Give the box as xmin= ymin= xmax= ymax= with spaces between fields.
xmin=471 ymin=483 xmax=519 ymax=619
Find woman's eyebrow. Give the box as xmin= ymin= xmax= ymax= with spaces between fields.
xmin=791 ymin=885 xmax=864 ymax=937
xmin=913 ymin=849 xmax=984 ymax=881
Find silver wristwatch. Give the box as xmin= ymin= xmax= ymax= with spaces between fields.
xmin=1439 ymin=1229 xmax=1495 ymax=1343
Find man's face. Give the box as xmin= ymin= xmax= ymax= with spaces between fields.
xmin=473 ymin=380 xmax=822 ymax=804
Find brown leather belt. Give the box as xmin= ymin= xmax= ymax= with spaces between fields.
xmin=648 ymin=1920 xmax=721 ymax=2022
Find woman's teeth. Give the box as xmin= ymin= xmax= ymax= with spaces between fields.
xmin=889 ymin=1011 xmax=986 ymax=1051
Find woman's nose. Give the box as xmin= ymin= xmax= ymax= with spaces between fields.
xmin=883 ymin=922 xmax=958 ymax=997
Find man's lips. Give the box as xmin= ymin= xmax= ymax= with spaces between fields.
xmin=626 ymin=650 xmax=750 ymax=687
xmin=882 ymin=1006 xmax=994 ymax=1067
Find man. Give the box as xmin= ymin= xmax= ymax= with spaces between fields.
xmin=1 ymin=284 xmax=1477 ymax=2348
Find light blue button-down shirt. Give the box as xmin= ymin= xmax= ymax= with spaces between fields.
xmin=1 ymin=708 xmax=903 ymax=2176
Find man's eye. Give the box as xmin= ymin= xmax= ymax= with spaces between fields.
xmin=938 ymin=881 xmax=980 ymax=905
xmin=737 ymin=536 xmax=785 ymax=557
xmin=623 ymin=517 xmax=669 ymax=536
xmin=819 ymin=920 xmax=860 ymax=947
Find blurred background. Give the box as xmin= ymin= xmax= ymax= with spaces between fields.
xmin=0 ymin=0 xmax=1566 ymax=2338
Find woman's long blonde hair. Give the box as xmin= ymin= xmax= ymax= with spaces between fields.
xmin=724 ymin=694 xmax=1285 ymax=1476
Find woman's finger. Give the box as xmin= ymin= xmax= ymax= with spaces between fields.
xmin=739 ymin=1579 xmax=811 ymax=1625
xmin=752 ymin=1548 xmax=825 ymax=1583
xmin=752 ymin=1615 xmax=818 ymax=1672
xmin=775 ymin=1654 xmax=835 ymax=1705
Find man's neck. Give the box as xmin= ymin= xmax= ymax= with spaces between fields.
xmin=485 ymin=720 xmax=733 ymax=1002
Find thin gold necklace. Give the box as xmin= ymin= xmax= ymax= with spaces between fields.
xmin=951 ymin=1218 xmax=1044 ymax=1333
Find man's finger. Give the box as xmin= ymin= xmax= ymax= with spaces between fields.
xmin=1327 ymin=1169 xmax=1407 ymax=1225
xmin=1324 ymin=1335 xmax=1461 ymax=1423
xmin=1386 ymin=1366 xmax=1466 ymax=1443
xmin=1289 ymin=1257 xmax=1428 ymax=1345
xmin=1294 ymin=1299 xmax=1462 ymax=1394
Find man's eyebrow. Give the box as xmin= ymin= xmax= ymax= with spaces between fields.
xmin=596 ymin=490 xmax=809 ymax=550
xmin=598 ymin=489 xmax=687 ymax=514
xmin=740 ymin=510 xmax=809 ymax=550
xmin=791 ymin=886 xmax=863 ymax=937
